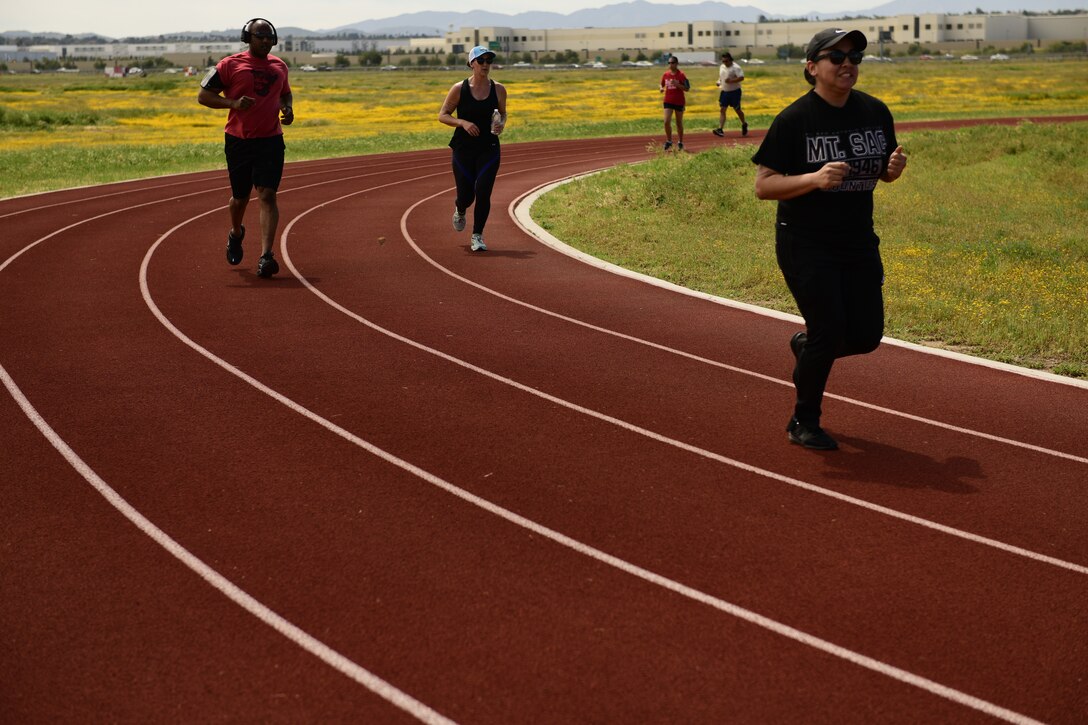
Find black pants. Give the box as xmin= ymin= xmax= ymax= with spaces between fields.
xmin=451 ymin=144 xmax=501 ymax=235
xmin=775 ymin=223 xmax=885 ymax=426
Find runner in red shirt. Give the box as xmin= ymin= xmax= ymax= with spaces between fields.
xmin=198 ymin=18 xmax=293 ymax=278
xmin=659 ymin=56 xmax=689 ymax=151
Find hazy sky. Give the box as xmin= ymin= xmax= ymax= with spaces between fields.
xmin=3 ymin=0 xmax=879 ymax=38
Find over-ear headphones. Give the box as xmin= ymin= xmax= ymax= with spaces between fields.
xmin=241 ymin=18 xmax=277 ymax=45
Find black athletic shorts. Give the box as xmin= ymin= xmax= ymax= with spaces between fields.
xmin=224 ymin=133 xmax=285 ymax=199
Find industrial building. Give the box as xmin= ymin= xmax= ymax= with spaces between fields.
xmin=4 ymin=12 xmax=1086 ymax=65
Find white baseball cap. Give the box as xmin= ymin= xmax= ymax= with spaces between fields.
xmin=467 ymin=45 xmax=496 ymax=67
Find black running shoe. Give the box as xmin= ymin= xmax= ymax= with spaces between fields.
xmin=227 ymin=226 xmax=245 ymax=265
xmin=787 ymin=417 xmax=838 ymax=450
xmin=712 ymin=128 xmax=724 ymax=137
xmin=790 ymin=331 xmax=807 ymax=360
xmin=257 ymin=251 xmax=279 ymax=278
xmin=742 ymin=122 xmax=749 ymax=136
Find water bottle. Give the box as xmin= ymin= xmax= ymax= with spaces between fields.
xmin=491 ymin=108 xmax=504 ymax=136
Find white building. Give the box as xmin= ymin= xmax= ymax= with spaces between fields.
xmin=10 ymin=13 xmax=1087 ymax=63
xmin=443 ymin=13 xmax=1088 ymax=56
xmin=7 ymin=41 xmax=242 ymax=61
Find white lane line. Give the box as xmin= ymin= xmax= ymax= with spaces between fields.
xmin=0 ymin=171 xmax=228 ymax=216
xmin=14 ymin=157 xmax=1075 ymax=577
xmin=513 ymin=175 xmax=1088 ymax=400
xmin=0 ymin=157 xmax=619 ymax=719
xmin=0 ymin=153 xmax=459 ymax=274
xmin=511 ymin=178 xmax=1088 ymax=463
xmin=274 ymin=189 xmax=1088 ymax=577
xmin=0 ymin=189 xmax=220 ymax=273
xmin=0 ymin=159 xmax=1064 ymax=724
xmin=1 ymin=361 xmax=455 ymax=725
xmin=415 ymin=175 xmax=1088 ymax=465
xmin=0 ymin=153 xmax=447 ymax=221
xmin=513 ymin=174 xmax=1088 ymax=398
xmin=142 ymin=214 xmax=1042 ymax=725
xmin=1 ymin=183 xmax=460 ymax=723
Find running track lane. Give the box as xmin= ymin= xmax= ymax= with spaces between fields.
xmin=2 ymin=121 xmax=1086 ymax=723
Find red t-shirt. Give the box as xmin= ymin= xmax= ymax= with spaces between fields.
xmin=661 ymin=70 xmax=688 ymax=106
xmin=213 ymin=51 xmax=291 ymax=138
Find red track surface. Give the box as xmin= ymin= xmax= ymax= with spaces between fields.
xmin=3 ymin=120 xmax=1087 ymax=724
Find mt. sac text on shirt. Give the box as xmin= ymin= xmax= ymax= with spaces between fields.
xmin=806 ymin=128 xmax=887 ymax=192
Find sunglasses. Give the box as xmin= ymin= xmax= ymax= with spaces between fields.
xmin=813 ymin=49 xmax=864 ymax=65
xmin=475 ymin=57 xmax=494 ymax=64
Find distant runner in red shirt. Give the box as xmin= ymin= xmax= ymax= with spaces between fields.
xmin=198 ymin=18 xmax=294 ymax=278
xmin=659 ymin=55 xmax=689 ymax=151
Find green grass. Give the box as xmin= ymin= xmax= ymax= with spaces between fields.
xmin=532 ymin=121 xmax=1088 ymax=378
xmin=0 ymin=105 xmax=106 ymax=128
xmin=2 ymin=59 xmax=1086 ymax=198
xmin=2 ymin=64 xmax=1086 ymax=377
xmin=0 ymin=135 xmax=453 ymax=198
xmin=0 ymin=143 xmax=223 ymax=194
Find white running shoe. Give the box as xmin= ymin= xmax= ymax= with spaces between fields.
xmin=470 ymin=233 xmax=487 ymax=252
xmin=452 ymin=209 xmax=466 ymax=232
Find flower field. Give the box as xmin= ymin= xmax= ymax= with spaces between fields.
xmin=1 ymin=58 xmax=1085 ymax=374
xmin=532 ymin=118 xmax=1088 ymax=376
xmin=2 ymin=58 xmax=1086 ymax=155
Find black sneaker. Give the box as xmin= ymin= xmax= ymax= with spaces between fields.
xmin=663 ymin=141 xmax=672 ymax=151
xmin=742 ymin=122 xmax=749 ymax=137
xmin=227 ymin=225 xmax=245 ymax=265
xmin=790 ymin=331 xmax=807 ymax=360
xmin=712 ymin=128 xmax=724 ymax=137
xmin=787 ymin=417 xmax=838 ymax=450
xmin=257 ymin=251 xmax=279 ymax=278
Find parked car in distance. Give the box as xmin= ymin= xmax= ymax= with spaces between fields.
xmin=299 ymin=64 xmax=317 ymax=71
xmin=990 ymin=53 xmax=1010 ymax=60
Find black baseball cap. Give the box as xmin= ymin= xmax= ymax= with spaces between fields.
xmin=805 ymin=28 xmax=867 ymax=60
xmin=803 ymin=28 xmax=867 ymax=84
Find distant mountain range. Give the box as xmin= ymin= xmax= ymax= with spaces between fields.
xmin=3 ymin=0 xmax=1086 ymax=40
xmin=330 ymin=0 xmax=1088 ymax=36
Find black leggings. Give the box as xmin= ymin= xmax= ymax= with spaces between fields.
xmin=776 ymin=224 xmax=885 ymax=426
xmin=452 ymin=145 xmax=501 ymax=235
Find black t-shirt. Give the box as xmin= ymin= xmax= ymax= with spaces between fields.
xmin=751 ymin=89 xmax=897 ymax=238
xmin=449 ymin=78 xmax=500 ymax=152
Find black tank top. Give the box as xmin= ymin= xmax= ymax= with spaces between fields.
xmin=449 ymin=78 xmax=499 ymax=151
